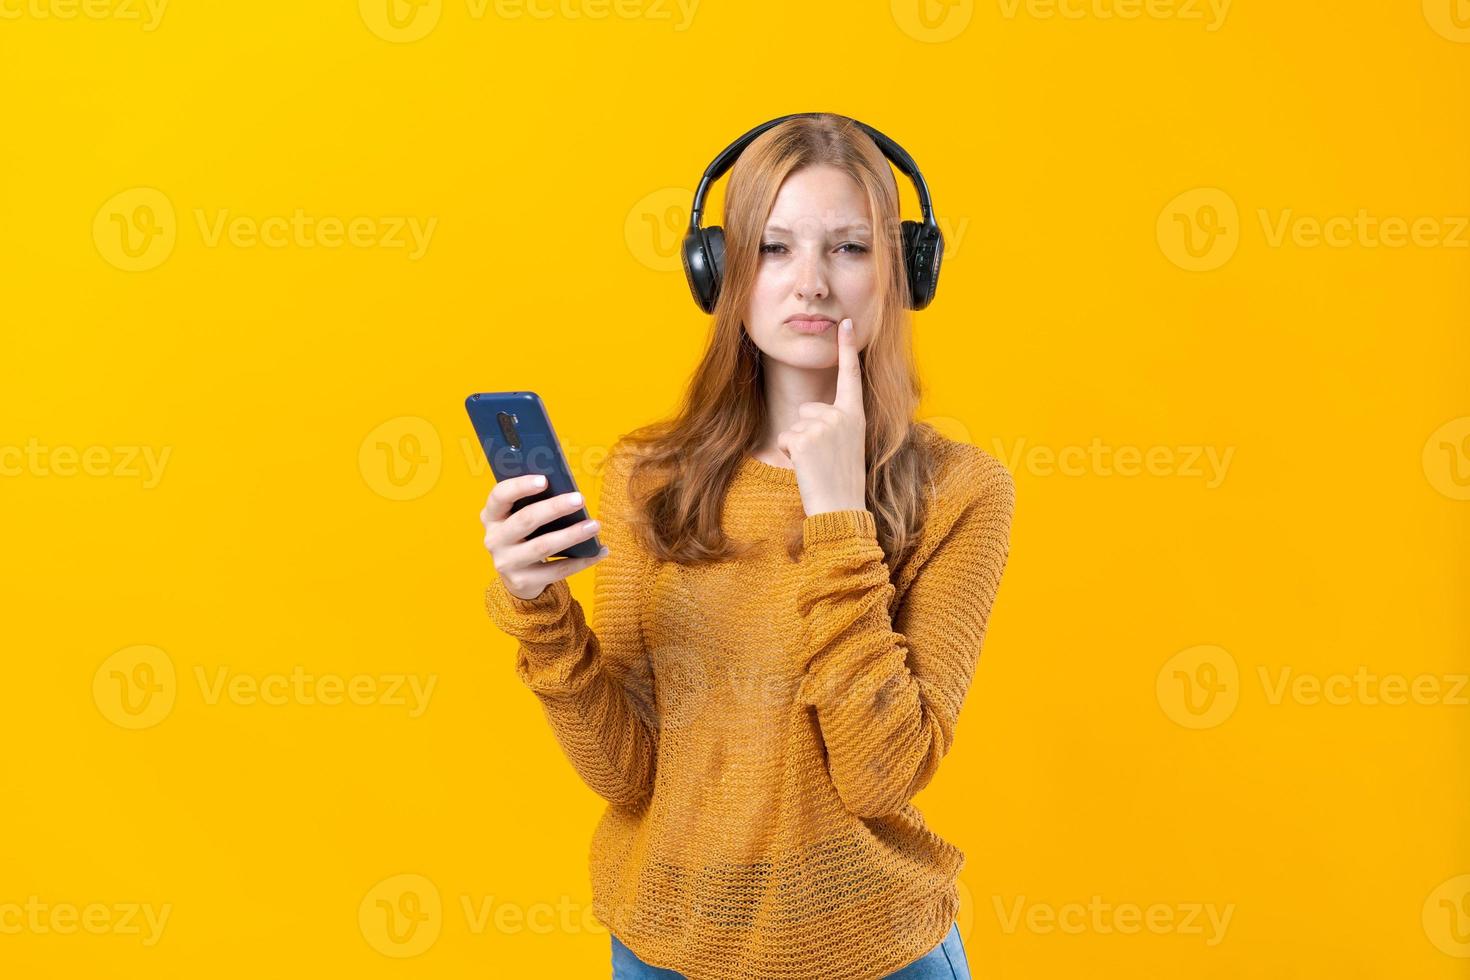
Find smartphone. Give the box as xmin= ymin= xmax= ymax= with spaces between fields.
xmin=465 ymin=391 xmax=602 ymax=559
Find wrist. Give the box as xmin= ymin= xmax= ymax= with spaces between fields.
xmin=801 ymin=508 xmax=877 ymax=548
xmin=803 ymin=500 xmax=866 ymax=518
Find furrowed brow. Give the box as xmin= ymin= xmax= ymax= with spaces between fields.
xmin=763 ymin=222 xmax=871 ymax=237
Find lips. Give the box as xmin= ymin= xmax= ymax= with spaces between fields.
xmin=787 ymin=316 xmax=836 ymax=334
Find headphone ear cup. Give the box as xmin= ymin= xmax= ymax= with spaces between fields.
xmin=901 ymin=219 xmax=943 ymax=310
xmin=681 ymin=225 xmax=727 ymax=314
xmin=703 ymin=226 xmax=726 ymax=311
xmin=681 ymin=227 xmax=713 ymax=314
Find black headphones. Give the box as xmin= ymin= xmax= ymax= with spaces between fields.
xmin=681 ymin=112 xmax=945 ymax=314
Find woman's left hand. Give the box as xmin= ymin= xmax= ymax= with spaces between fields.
xmin=776 ymin=318 xmax=869 ymax=517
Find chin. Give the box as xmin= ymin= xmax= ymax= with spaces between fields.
xmin=774 ymin=346 xmax=838 ymax=369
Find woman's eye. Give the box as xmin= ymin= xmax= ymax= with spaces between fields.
xmin=760 ymin=242 xmax=869 ymax=254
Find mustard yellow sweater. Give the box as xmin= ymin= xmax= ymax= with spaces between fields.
xmin=484 ymin=429 xmax=1015 ymax=980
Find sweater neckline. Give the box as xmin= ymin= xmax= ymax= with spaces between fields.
xmin=737 ymin=454 xmax=800 ymax=486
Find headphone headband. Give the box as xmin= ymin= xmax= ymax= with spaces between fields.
xmin=687 ymin=112 xmax=938 ymax=234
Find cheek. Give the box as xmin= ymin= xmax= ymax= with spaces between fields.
xmin=748 ymin=269 xmax=784 ymax=318
xmin=835 ymin=262 xmax=879 ymax=309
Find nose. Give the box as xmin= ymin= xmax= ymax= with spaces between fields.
xmin=794 ymin=249 xmax=829 ymax=302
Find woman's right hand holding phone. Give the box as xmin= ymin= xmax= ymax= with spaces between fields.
xmin=481 ymin=475 xmax=610 ymax=601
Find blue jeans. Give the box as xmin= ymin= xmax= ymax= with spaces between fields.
xmin=610 ymin=920 xmax=970 ymax=979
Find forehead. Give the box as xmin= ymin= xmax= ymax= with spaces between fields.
xmin=764 ymin=164 xmax=871 ymax=234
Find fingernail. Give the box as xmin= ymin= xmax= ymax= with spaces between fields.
xmin=534 ymin=475 xmax=546 ymax=486
xmin=842 ymin=319 xmax=853 ymax=332
xmin=569 ymin=492 xmax=583 ymax=504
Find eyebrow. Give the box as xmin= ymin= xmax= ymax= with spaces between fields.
xmin=763 ymin=223 xmax=871 ymax=236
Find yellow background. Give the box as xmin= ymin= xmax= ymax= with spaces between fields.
xmin=2 ymin=0 xmax=1468 ymax=976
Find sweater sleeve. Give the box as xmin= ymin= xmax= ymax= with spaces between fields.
xmin=483 ymin=445 xmax=659 ymax=812
xmin=794 ymin=452 xmax=1016 ymax=819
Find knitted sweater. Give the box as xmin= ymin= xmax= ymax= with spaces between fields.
xmin=483 ymin=429 xmax=1016 ymax=980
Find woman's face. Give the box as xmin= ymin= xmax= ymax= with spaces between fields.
xmin=744 ymin=164 xmax=879 ymax=368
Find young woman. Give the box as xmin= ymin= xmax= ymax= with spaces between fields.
xmin=479 ymin=113 xmax=1014 ymax=980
